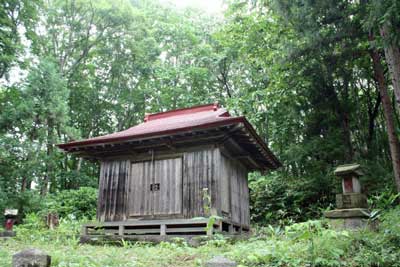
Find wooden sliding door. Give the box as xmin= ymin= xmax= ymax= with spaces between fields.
xmin=128 ymin=157 xmax=183 ymax=218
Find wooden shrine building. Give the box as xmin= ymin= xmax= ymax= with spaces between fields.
xmin=58 ymin=103 xmax=280 ymax=239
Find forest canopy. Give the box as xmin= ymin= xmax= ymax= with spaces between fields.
xmin=1 ymin=0 xmax=400 ymax=225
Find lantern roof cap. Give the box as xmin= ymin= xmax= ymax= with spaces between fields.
xmin=334 ymin=163 xmax=363 ymax=176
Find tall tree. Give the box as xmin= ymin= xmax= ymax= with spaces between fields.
xmin=0 ymin=0 xmax=40 ymax=79
xmin=365 ymin=0 xmax=400 ymax=191
xmin=369 ymin=41 xmax=400 ymax=192
xmin=367 ymin=0 xmax=400 ymax=109
xmin=22 ymin=57 xmax=70 ymax=194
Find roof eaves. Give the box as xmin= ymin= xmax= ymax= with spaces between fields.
xmin=57 ymin=117 xmax=243 ymax=150
xmin=240 ymin=118 xmax=282 ymax=169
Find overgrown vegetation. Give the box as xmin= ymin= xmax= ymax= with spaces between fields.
xmin=1 ymin=0 xmax=400 ymax=266
xmin=1 ymin=0 xmax=400 ymax=226
xmin=1 ymin=207 xmax=399 ymax=267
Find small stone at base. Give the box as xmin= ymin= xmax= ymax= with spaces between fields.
xmin=12 ymin=248 xmax=51 ymax=267
xmin=205 ymin=256 xmax=237 ymax=267
xmin=0 ymin=231 xmax=16 ymax=237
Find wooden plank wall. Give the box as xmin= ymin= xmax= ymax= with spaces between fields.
xmin=219 ymin=154 xmax=231 ymax=216
xmin=220 ymin=154 xmax=250 ymax=227
xmin=182 ymin=148 xmax=220 ymax=218
xmin=153 ymin=158 xmax=183 ymax=215
xmin=96 ymin=146 xmax=250 ymax=227
xmin=128 ymin=161 xmax=152 ymax=217
xmin=128 ymin=158 xmax=183 ymax=217
xmin=97 ymin=160 xmax=130 ymax=222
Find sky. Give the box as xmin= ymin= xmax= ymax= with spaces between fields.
xmin=0 ymin=0 xmax=227 ymax=86
xmin=160 ymin=0 xmax=226 ymax=14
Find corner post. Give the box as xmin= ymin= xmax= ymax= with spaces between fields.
xmin=160 ymin=224 xmax=166 ymax=236
xmin=118 ymin=225 xmax=125 ymax=236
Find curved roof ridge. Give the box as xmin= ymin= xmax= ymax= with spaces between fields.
xmin=144 ymin=103 xmax=220 ymax=122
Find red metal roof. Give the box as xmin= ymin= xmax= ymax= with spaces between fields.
xmin=59 ymin=103 xmax=238 ymax=148
xmin=57 ymin=103 xmax=281 ymax=169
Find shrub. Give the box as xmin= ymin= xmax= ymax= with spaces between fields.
xmin=44 ymin=187 xmax=98 ymax=220
xmin=368 ymin=189 xmax=400 ymax=210
xmin=248 ymin=171 xmax=335 ymax=226
xmin=15 ymin=212 xmax=82 ymax=245
xmin=0 ymin=189 xmax=44 ymax=223
xmin=380 ymin=206 xmax=400 ymax=244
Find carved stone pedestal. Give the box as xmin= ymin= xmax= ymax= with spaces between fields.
xmin=324 ymin=208 xmax=369 ymax=229
xmin=325 ymin=164 xmax=371 ymax=230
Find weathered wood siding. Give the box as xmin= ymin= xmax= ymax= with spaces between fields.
xmin=96 ymin=146 xmax=250 ymax=227
xmin=220 ymin=155 xmax=231 ymax=215
xmin=128 ymin=161 xmax=152 ymax=216
xmin=97 ymin=160 xmax=130 ymax=222
xmin=182 ymin=148 xmax=219 ymax=218
xmin=154 ymin=158 xmax=183 ymax=215
xmin=219 ymin=154 xmax=250 ymax=227
xmin=128 ymin=157 xmax=183 ymax=217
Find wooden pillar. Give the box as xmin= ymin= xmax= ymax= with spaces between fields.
xmin=81 ymin=225 xmax=88 ymax=236
xmin=218 ymin=221 xmax=223 ymax=232
xmin=228 ymin=224 xmax=234 ymax=234
xmin=160 ymin=224 xmax=166 ymax=236
xmin=118 ymin=225 xmax=125 ymax=236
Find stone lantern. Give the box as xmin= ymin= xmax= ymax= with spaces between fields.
xmin=1 ymin=209 xmax=18 ymax=237
xmin=324 ymin=164 xmax=369 ymax=229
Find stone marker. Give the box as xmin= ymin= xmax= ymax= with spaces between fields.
xmin=205 ymin=256 xmax=237 ymax=267
xmin=0 ymin=230 xmax=15 ymax=237
xmin=12 ymin=248 xmax=51 ymax=267
xmin=324 ymin=164 xmax=370 ymax=229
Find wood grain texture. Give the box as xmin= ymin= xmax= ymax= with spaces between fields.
xmin=97 ymin=160 xmax=130 ymax=222
xmin=128 ymin=157 xmax=183 ymax=217
xmin=182 ymin=148 xmax=218 ymax=218
xmin=219 ymin=153 xmax=250 ymax=227
xmin=96 ymin=145 xmax=250 ymax=228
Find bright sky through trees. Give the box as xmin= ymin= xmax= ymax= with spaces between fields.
xmin=160 ymin=0 xmax=225 ymax=14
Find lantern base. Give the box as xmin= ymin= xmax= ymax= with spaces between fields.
xmin=0 ymin=230 xmax=16 ymax=237
xmin=336 ymin=193 xmax=368 ymax=209
xmin=324 ymin=208 xmax=369 ymax=218
xmin=324 ymin=208 xmax=370 ymax=230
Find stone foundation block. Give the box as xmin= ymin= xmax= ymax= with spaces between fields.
xmin=12 ymin=248 xmax=51 ymax=267
xmin=0 ymin=230 xmax=16 ymax=237
xmin=336 ymin=193 xmax=368 ymax=209
xmin=205 ymin=256 xmax=237 ymax=267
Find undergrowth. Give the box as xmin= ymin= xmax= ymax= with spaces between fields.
xmin=0 ymin=207 xmax=399 ymax=267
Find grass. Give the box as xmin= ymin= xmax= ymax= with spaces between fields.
xmin=1 ymin=239 xmax=216 ymax=267
xmin=1 ymin=208 xmax=400 ymax=267
xmin=1 ymin=235 xmax=231 ymax=267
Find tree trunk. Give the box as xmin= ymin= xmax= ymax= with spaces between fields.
xmin=369 ymin=35 xmax=400 ymax=192
xmin=367 ymin=93 xmax=381 ymax=154
xmin=21 ymin=177 xmax=27 ymax=192
xmin=41 ymin=118 xmax=55 ymax=196
xmin=325 ymin=71 xmax=354 ymax=161
xmin=380 ymin=22 xmax=400 ymax=109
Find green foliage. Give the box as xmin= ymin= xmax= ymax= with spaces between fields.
xmin=1 ymin=208 xmax=400 ymax=266
xmin=44 ymin=187 xmax=98 ymax=220
xmin=351 ymin=208 xmax=400 ymax=267
xmin=368 ymin=189 xmax=400 ymax=210
xmin=0 ymin=190 xmax=44 ymax=223
xmin=0 ymin=0 xmax=40 ymax=78
xmin=380 ymin=206 xmax=400 ymax=242
xmin=1 ymin=0 xmax=400 ymax=243
xmin=15 ymin=212 xmax=82 ymax=245
xmin=249 ymin=172 xmax=335 ymax=225
xmin=225 ymin=212 xmax=400 ymax=267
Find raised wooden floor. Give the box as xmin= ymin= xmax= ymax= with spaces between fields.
xmin=81 ymin=218 xmax=249 ymax=241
